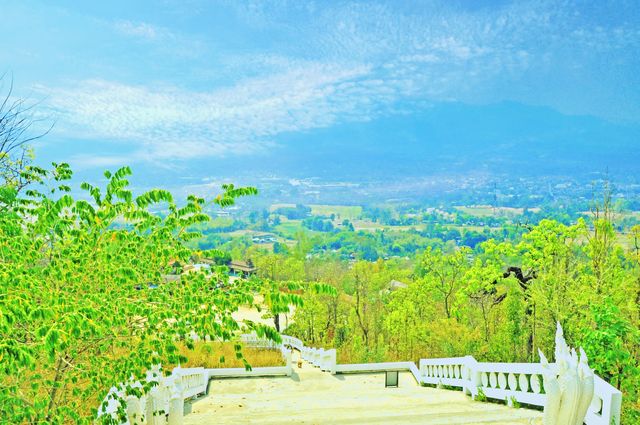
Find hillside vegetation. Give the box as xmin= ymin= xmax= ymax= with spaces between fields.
xmin=1 ymin=163 xmax=638 ymax=423
xmin=245 ymin=199 xmax=640 ymax=422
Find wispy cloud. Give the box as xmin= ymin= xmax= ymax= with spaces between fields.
xmin=113 ymin=20 xmax=172 ymax=41
xmin=32 ymin=0 xmax=640 ymax=164
xmin=68 ymin=153 xmax=136 ymax=169
xmin=36 ymin=62 xmax=388 ymax=160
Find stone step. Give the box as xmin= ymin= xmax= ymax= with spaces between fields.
xmin=187 ymin=398 xmax=541 ymax=425
xmin=186 ymin=371 xmax=542 ymax=425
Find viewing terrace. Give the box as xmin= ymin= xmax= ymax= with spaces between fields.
xmin=186 ymin=358 xmax=543 ymax=425
xmin=100 ymin=330 xmax=622 ymax=425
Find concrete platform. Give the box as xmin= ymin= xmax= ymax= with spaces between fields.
xmin=184 ymin=361 xmax=543 ymax=424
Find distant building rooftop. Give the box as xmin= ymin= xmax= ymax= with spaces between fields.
xmin=229 ymin=260 xmax=257 ymax=275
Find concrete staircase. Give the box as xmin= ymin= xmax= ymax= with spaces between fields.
xmin=184 ymin=363 xmax=542 ymax=425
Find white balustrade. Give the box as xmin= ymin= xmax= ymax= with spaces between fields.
xmin=584 ymin=375 xmax=622 ymax=425
xmin=474 ymin=362 xmax=547 ymax=407
xmin=171 ymin=367 xmax=208 ymax=399
xmin=98 ymin=330 xmax=621 ymax=425
xmin=420 ymin=356 xmax=469 ymax=389
xmin=97 ymin=360 xmax=242 ymax=424
xmin=417 ymin=344 xmax=621 ymax=425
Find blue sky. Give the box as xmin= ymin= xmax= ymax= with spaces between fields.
xmin=1 ymin=0 xmax=639 ymax=179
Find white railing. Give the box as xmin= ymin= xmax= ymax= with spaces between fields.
xmin=420 ymin=356 xmax=471 ymax=391
xmin=281 ymin=335 xmax=304 ymax=352
xmin=586 ymin=376 xmax=622 ymax=425
xmin=239 ymin=333 xmax=281 ymax=349
xmin=335 ymin=361 xmax=422 ymax=383
xmin=300 ymin=347 xmax=337 ymax=373
xmin=280 ymin=334 xmax=621 ymax=425
xmin=474 ymin=361 xmax=548 ymax=407
xmin=99 ymin=333 xmax=622 ymax=425
xmin=98 ymin=365 xmax=209 ymax=424
xmin=279 ymin=335 xmax=338 ymax=374
xmin=418 ymin=356 xmax=622 ymax=425
xmin=172 ymin=367 xmax=208 ymax=399
xmin=98 ymin=335 xmax=291 ymax=424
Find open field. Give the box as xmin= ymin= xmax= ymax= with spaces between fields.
xmin=449 ymin=225 xmax=492 ymax=232
xmin=225 ymin=229 xmax=258 ymax=237
xmin=206 ymin=217 xmax=235 ymax=228
xmin=351 ymin=220 xmax=425 ymax=232
xmin=269 ymin=204 xmax=363 ymax=220
xmin=231 ymin=294 xmax=296 ymax=331
xmin=579 ymin=210 xmax=640 ymax=220
xmin=455 ymin=206 xmax=541 ymax=217
xmin=309 ymin=204 xmax=363 ymax=219
xmin=274 ymin=221 xmax=306 ymax=238
xmin=614 ymin=232 xmax=636 ymax=250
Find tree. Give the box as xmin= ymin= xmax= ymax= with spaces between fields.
xmin=0 ymin=164 xmax=280 ymax=423
xmin=257 ymin=278 xmax=335 ymax=332
xmin=0 ymin=76 xmax=51 ymax=191
xmin=417 ymin=247 xmax=470 ymax=319
xmin=273 ymin=241 xmax=288 ymax=254
xmin=347 ymin=261 xmax=388 ymax=353
xmin=585 ymin=180 xmax=616 ymax=294
xmin=580 ymin=300 xmax=639 ymax=391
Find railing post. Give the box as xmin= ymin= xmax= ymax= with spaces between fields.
xmin=145 ymin=387 xmax=166 ymax=425
xmin=328 ymin=349 xmax=337 ymax=374
xmin=167 ymin=393 xmax=184 ymax=425
xmin=465 ymin=356 xmax=481 ymax=399
xmin=284 ymin=348 xmax=293 ymax=376
xmin=601 ymin=388 xmax=622 ymax=425
xmin=125 ymin=395 xmax=145 ymax=425
xmin=317 ymin=348 xmax=325 ymax=368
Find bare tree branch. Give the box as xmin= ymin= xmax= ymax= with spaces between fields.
xmin=0 ymin=73 xmax=54 ymax=191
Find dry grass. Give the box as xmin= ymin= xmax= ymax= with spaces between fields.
xmin=173 ymin=341 xmax=286 ymax=369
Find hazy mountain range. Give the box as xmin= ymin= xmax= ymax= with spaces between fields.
xmin=36 ymin=100 xmax=639 ymax=205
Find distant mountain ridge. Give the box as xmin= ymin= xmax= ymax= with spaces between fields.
xmin=38 ymin=101 xmax=640 ymax=203
xmin=253 ymin=101 xmax=639 ymax=180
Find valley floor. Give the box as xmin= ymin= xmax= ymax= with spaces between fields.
xmin=184 ymin=360 xmax=543 ymax=424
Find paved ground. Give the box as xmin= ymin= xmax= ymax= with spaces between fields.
xmin=184 ymin=358 xmax=543 ymax=425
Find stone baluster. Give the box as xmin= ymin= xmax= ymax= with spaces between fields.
xmin=126 ymin=395 xmax=146 ymax=425
xmin=167 ymin=378 xmax=184 ymax=425
xmin=145 ymin=387 xmax=166 ymax=425
xmin=464 ymin=356 xmax=481 ymax=399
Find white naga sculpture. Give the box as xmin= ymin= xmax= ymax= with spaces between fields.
xmin=539 ymin=323 xmax=594 ymax=425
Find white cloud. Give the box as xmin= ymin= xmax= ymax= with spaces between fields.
xmin=67 ymin=153 xmax=137 ymax=170
xmin=36 ymin=61 xmax=398 ymax=161
xmin=35 ymin=0 xmax=640 ymax=164
xmin=113 ymin=20 xmax=171 ymax=41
